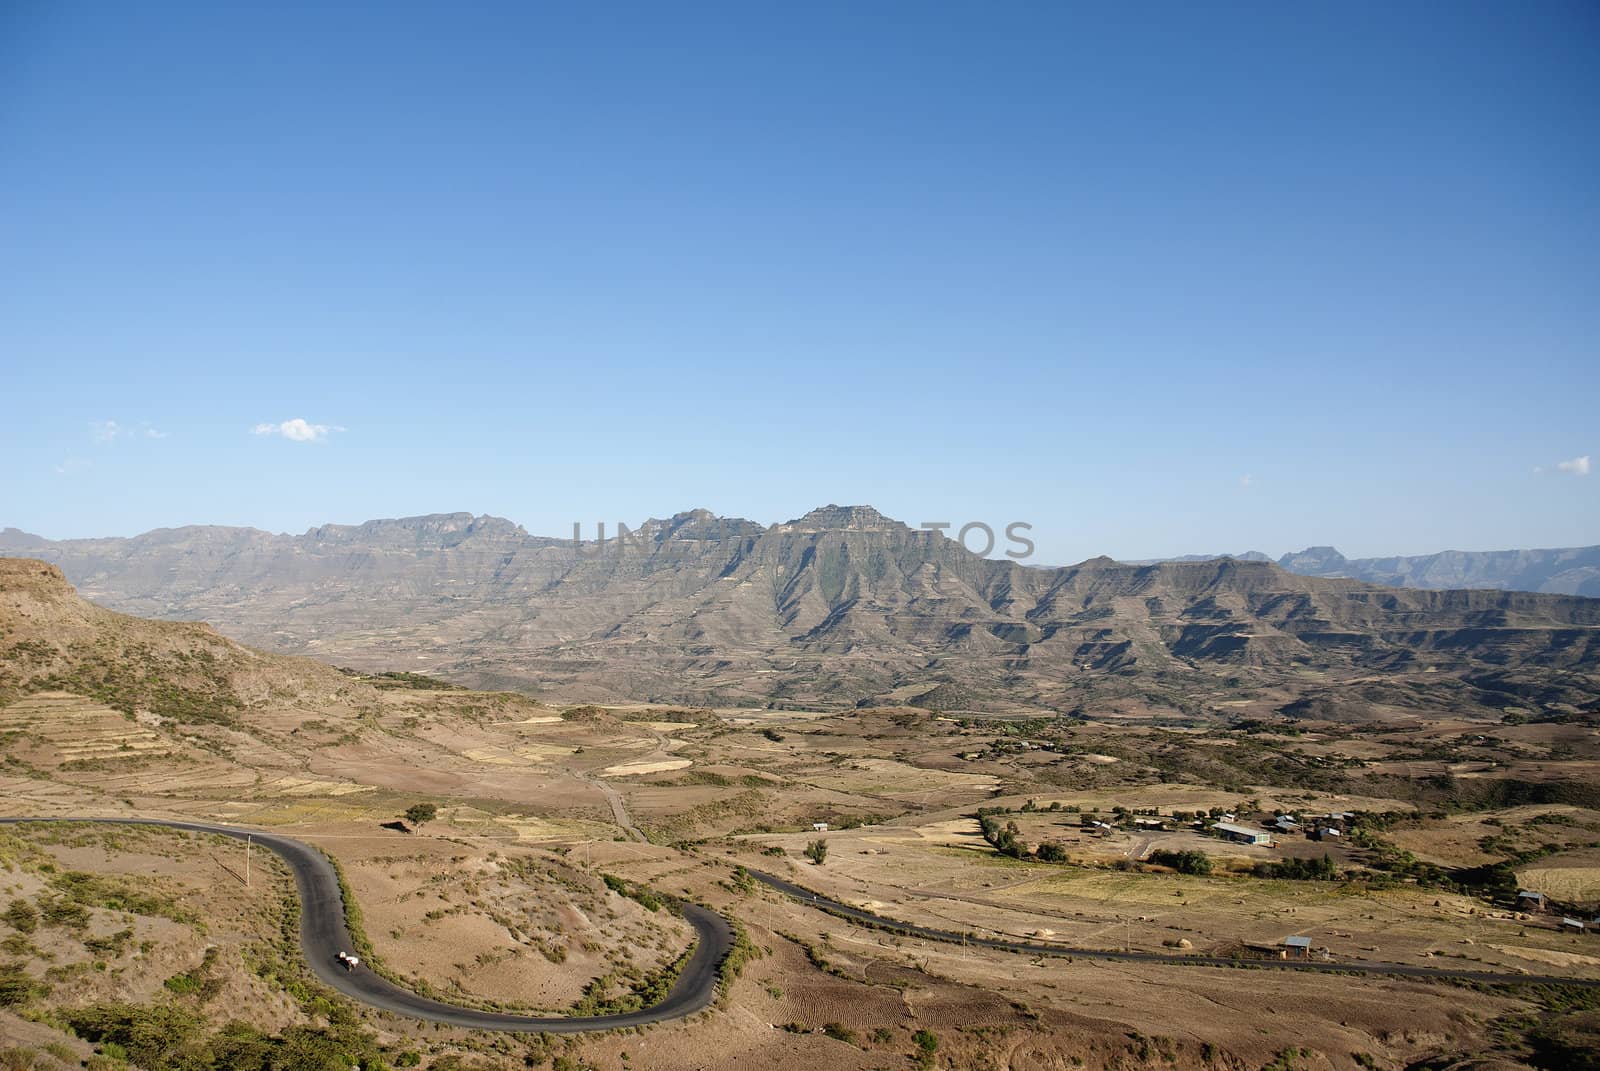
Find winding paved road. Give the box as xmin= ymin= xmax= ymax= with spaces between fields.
xmin=744 ymin=866 xmax=1600 ymax=988
xmin=7 ymin=814 xmax=1588 ymax=1038
xmin=0 ymin=818 xmax=733 ymax=1033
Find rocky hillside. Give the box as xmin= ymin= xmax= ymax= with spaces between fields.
xmin=0 ymin=558 xmax=356 ymax=724
xmin=5 ymin=510 xmax=1600 ymax=719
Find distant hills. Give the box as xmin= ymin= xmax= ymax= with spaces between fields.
xmin=1127 ymin=545 xmax=1600 ymax=597
xmin=4 ymin=508 xmax=1599 ymax=720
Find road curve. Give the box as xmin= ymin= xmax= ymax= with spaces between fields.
xmin=745 ymin=866 xmax=1600 ymax=989
xmin=0 ymin=818 xmax=733 ymax=1033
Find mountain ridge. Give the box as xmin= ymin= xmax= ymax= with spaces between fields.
xmin=1129 ymin=543 xmax=1600 ymax=597
xmin=4 ymin=509 xmax=1598 ymax=719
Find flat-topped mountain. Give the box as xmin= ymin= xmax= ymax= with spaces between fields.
xmin=5 ymin=510 xmax=1599 ymax=719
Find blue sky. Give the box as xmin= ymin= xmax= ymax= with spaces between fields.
xmin=2 ymin=1 xmax=1595 ymax=564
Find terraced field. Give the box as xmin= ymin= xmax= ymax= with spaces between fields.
xmin=0 ymin=692 xmax=177 ymax=763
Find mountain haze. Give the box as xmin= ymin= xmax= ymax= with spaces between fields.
xmin=1128 ymin=544 xmax=1600 ymax=596
xmin=5 ymin=509 xmax=1599 ymax=720
xmin=1274 ymin=544 xmax=1600 ymax=597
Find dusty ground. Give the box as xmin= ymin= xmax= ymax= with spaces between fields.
xmin=3 ymin=682 xmax=1598 ymax=1069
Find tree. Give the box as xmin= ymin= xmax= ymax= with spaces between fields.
xmin=804 ymin=839 xmax=828 ymax=865
xmin=403 ymin=803 xmax=437 ymax=828
xmin=1035 ymin=842 xmax=1069 ymax=863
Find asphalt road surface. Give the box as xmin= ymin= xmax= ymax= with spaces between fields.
xmin=745 ymin=866 xmax=1600 ymax=989
xmin=0 ymin=817 xmax=734 ymax=1033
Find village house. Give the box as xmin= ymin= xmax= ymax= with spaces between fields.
xmin=1516 ymin=890 xmax=1549 ymax=913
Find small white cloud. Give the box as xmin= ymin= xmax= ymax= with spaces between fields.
xmin=92 ymin=419 xmax=166 ymax=442
xmin=252 ymin=418 xmax=342 ymax=443
xmin=1556 ymin=455 xmax=1591 ymax=477
xmin=53 ymin=457 xmax=92 ymax=475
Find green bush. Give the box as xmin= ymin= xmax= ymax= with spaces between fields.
xmin=1 ymin=900 xmax=37 ymax=935
xmin=0 ymin=963 xmax=47 ymax=1007
xmin=1252 ymin=854 xmax=1337 ymax=881
xmin=1149 ymin=849 xmax=1212 ymax=875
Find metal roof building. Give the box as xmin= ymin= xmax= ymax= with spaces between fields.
xmin=1212 ymin=821 xmax=1272 ymax=845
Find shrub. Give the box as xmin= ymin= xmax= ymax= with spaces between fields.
xmin=804 ymin=839 xmax=828 ymax=865
xmin=37 ymin=895 xmax=90 ymax=931
xmin=1 ymin=901 xmax=36 ymax=935
xmin=0 ymin=964 xmax=47 ymax=1008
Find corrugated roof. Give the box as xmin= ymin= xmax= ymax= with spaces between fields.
xmin=1213 ymin=822 xmax=1270 ymax=838
xmin=1284 ymin=936 xmax=1312 ymax=947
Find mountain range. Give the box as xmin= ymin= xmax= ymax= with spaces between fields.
xmin=1129 ymin=545 xmax=1600 ymax=597
xmin=4 ymin=507 xmax=1598 ymax=720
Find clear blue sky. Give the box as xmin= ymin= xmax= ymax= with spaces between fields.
xmin=2 ymin=1 xmax=1595 ymax=564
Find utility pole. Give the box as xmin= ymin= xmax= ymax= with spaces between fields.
xmin=246 ymin=835 xmax=252 ymax=887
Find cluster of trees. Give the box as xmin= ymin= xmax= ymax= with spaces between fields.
xmin=1252 ymin=854 xmax=1338 ymax=881
xmin=1148 ymin=849 xmax=1213 ymax=875
xmin=977 ymin=809 xmax=1026 ymax=858
xmin=977 ymin=809 xmax=1070 ymax=864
